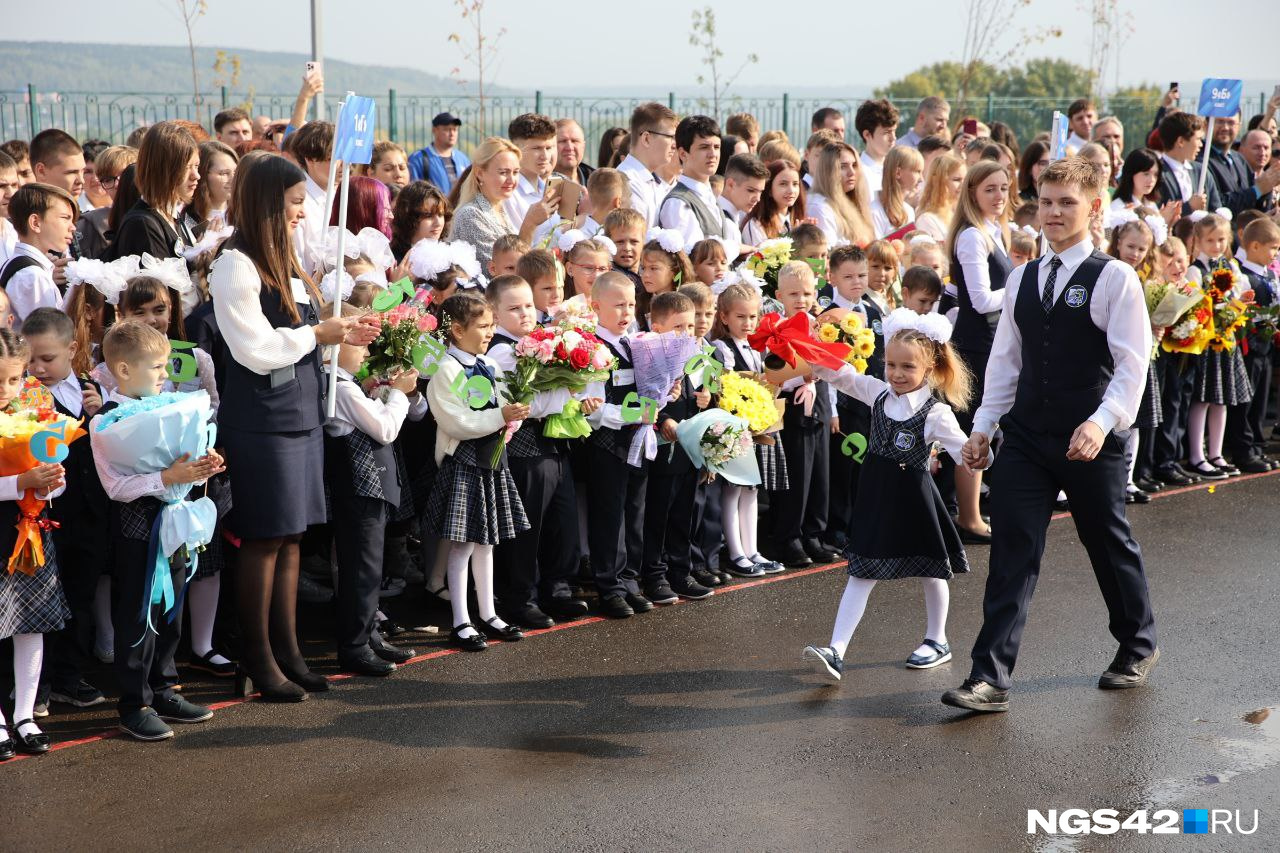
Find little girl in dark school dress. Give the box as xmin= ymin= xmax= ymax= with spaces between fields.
xmin=425 ymin=293 xmax=532 ymax=651
xmin=0 ymin=330 xmax=70 ymax=758
xmin=802 ymin=309 xmax=984 ymax=682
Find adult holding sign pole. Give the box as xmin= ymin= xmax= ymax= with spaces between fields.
xmin=209 ymin=155 xmax=377 ymax=702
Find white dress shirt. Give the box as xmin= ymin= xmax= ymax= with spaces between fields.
xmin=617 ymin=155 xmax=663 ymax=228
xmin=1066 ymin=132 xmax=1090 ymax=154
xmin=49 ymin=372 xmax=86 ymax=417
xmin=860 ymin=151 xmax=884 ymax=194
xmin=955 ymin=221 xmax=1009 ymax=315
xmin=209 ymin=249 xmax=318 ymax=375
xmin=323 ymin=366 xmax=413 ymax=443
xmin=503 ymin=172 xmax=546 ymax=231
xmin=0 ymin=219 xmax=18 ymax=266
xmin=584 ymin=326 xmax=637 ymax=431
xmin=659 ymin=176 xmax=741 ymax=258
xmin=1161 ymin=153 xmax=1193 ymax=202
xmin=972 ymin=237 xmax=1152 ymax=439
xmin=718 ymin=195 xmax=746 ymax=228
xmin=805 ymin=192 xmax=849 ymax=248
xmin=870 ymin=192 xmax=914 ymax=239
xmin=5 ymin=242 xmax=61 ymax=322
xmin=293 ymin=171 xmax=328 ymax=276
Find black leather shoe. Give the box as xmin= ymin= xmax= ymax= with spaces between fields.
xmin=1154 ymin=466 xmax=1193 ymax=486
xmin=1208 ymin=457 xmax=1240 ymax=477
xmin=691 ymin=567 xmax=723 ymax=587
xmin=279 ymin=664 xmax=330 ymax=693
xmin=1236 ymin=457 xmax=1270 ymax=474
xmin=1125 ymin=489 xmax=1150 ymax=504
xmin=369 ymin=632 xmax=416 ymax=663
xmin=507 ymin=604 xmax=555 ymax=630
xmin=449 ymin=624 xmax=488 ymax=651
xmin=234 ymin=668 xmax=308 ymax=703
xmin=340 ymin=649 xmax=396 ymax=677
xmin=802 ymin=538 xmax=841 ymax=563
xmin=542 ymin=597 xmax=589 ymax=620
xmin=941 ymin=679 xmax=1010 ymax=713
xmin=775 ymin=541 xmax=813 ymax=569
xmin=0 ymin=734 xmax=14 ymax=761
xmin=599 ymin=594 xmax=634 ymax=619
xmin=1134 ymin=476 xmax=1163 ymax=492
xmin=1188 ymin=460 xmax=1227 ymax=480
xmin=958 ymin=525 xmax=993 ymax=544
xmin=1099 ymin=647 xmax=1160 ymax=689
xmin=1171 ymin=463 xmax=1202 ymax=483
xmin=625 ymin=592 xmax=654 ymax=613
xmin=12 ymin=720 xmax=51 ymax=755
xmin=479 ymin=617 xmax=525 ymax=642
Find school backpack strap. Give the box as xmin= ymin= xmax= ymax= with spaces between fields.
xmin=0 ymin=254 xmax=41 ymax=290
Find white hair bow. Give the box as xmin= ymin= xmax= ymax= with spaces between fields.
xmin=909 ymin=232 xmax=940 ymax=247
xmin=137 ymin=254 xmax=196 ymax=299
xmin=645 ymin=227 xmax=687 ymax=255
xmin=1185 ymin=207 xmax=1234 ymax=225
xmin=449 ymin=240 xmax=482 ymax=281
xmin=65 ymin=256 xmax=135 ymax=305
xmin=319 ymin=269 xmax=356 ymax=304
xmin=181 ymin=222 xmax=234 ymax=263
xmin=710 ymin=266 xmax=764 ymax=297
xmin=1017 ymin=224 xmax=1039 ymax=237
xmin=317 ymin=226 xmax=395 ymax=272
xmin=882 ymin=306 xmax=953 ymax=345
xmin=1142 ymin=214 xmax=1168 ymax=247
xmin=407 ymin=239 xmax=454 ymax=281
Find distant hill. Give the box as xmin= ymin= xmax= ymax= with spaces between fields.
xmin=0 ymin=41 xmax=517 ymax=96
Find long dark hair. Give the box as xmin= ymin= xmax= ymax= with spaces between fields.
xmin=1017 ymin=140 xmax=1050 ymax=197
xmin=742 ymin=160 xmax=807 ymax=239
xmin=121 ymin=275 xmax=186 ymax=341
xmin=224 ymin=155 xmax=314 ymax=322
xmin=106 ymin=163 xmax=140 ymax=237
xmin=1115 ymin=147 xmax=1161 ymax=205
xmin=187 ymin=140 xmax=238 ymax=224
xmin=391 ymin=180 xmax=452 ymax=259
xmin=597 ymin=127 xmax=626 ymax=168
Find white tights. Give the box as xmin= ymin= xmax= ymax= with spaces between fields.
xmin=1187 ymin=402 xmax=1227 ymax=466
xmin=446 ymin=542 xmax=509 ymax=639
xmin=2 ymin=633 xmax=44 ymax=738
xmin=187 ymin=574 xmax=229 ymax=664
xmin=828 ymin=577 xmax=950 ymax=659
xmin=720 ymin=484 xmax=762 ymax=562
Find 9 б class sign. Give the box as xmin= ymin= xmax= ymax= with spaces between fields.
xmin=1197 ymin=78 xmax=1243 ymax=118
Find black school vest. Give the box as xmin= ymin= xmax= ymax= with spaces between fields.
xmin=1244 ymin=268 xmax=1275 ymax=355
xmin=96 ymin=400 xmax=167 ymax=543
xmin=951 ymin=227 xmax=1012 ymax=353
xmin=324 ymin=380 xmax=402 ymax=508
xmin=663 ymin=183 xmax=737 ymax=242
xmin=586 ymin=337 xmax=640 ymax=461
xmin=217 ymin=279 xmax=324 ymax=434
xmin=1006 ymin=251 xmax=1113 ymax=436
xmin=47 ymin=379 xmax=110 ymax=536
xmin=487 ymin=332 xmax=562 ymax=459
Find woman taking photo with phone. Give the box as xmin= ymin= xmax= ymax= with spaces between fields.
xmin=210 ymin=154 xmax=378 ymax=702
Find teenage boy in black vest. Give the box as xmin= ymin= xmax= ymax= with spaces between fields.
xmin=659 ymin=115 xmax=740 ymax=255
xmin=943 ymin=158 xmax=1158 ymax=713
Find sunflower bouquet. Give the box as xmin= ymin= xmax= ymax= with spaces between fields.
xmin=817 ymin=308 xmax=876 ymax=374
xmin=743 ymin=237 xmax=793 ymax=300
xmin=717 ymin=371 xmax=783 ymax=442
xmin=1202 ymin=260 xmax=1250 ymax=353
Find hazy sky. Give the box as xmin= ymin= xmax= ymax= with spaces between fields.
xmin=5 ymin=0 xmax=1277 ymax=90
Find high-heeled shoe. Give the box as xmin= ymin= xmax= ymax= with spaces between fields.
xmin=233 ymin=667 xmax=308 ymax=703
xmin=277 ymin=663 xmax=330 ymax=693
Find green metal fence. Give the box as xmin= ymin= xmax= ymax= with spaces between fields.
xmin=4 ymin=86 xmax=1274 ymax=159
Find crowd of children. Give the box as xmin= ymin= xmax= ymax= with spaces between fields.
xmin=0 ymin=87 xmax=1278 ymax=754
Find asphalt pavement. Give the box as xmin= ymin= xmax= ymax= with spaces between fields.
xmin=2 ymin=472 xmax=1278 ymax=852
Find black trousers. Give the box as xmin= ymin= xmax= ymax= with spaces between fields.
xmin=585 ymin=444 xmax=648 ymax=598
xmin=1234 ymin=351 xmax=1273 ymax=459
xmin=969 ymin=423 xmax=1157 ymax=690
xmin=1155 ymin=353 xmax=1196 ymax=468
xmin=43 ymin=535 xmax=103 ymax=692
xmin=828 ymin=401 xmax=868 ymax=544
xmin=689 ymin=476 xmax=723 ymax=571
xmin=332 ymin=494 xmax=388 ymax=661
xmin=496 ymin=453 xmax=579 ymax=610
xmin=642 ymin=457 xmax=698 ymax=585
xmin=771 ymin=419 xmax=829 ymax=548
xmin=112 ymin=538 xmax=184 ymax=714
xmin=1135 ymin=426 xmax=1158 ymax=482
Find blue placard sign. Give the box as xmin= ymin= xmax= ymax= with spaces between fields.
xmin=1197 ymin=79 xmax=1243 ymax=118
xmin=334 ymin=96 xmax=377 ymax=164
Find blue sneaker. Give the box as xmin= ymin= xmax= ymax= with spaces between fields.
xmin=802 ymin=645 xmax=843 ymax=682
xmin=905 ymin=639 xmax=952 ymax=669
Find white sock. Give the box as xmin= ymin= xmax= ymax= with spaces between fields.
xmin=828 ymin=577 xmax=876 ymax=657
xmin=471 ymin=544 xmax=506 ymax=628
xmin=13 ymin=633 xmax=43 ymax=736
xmin=913 ymin=578 xmax=949 ymax=657
xmin=187 ymin=574 xmax=229 ymax=664
xmin=722 ymin=484 xmax=744 ymax=559
xmin=1188 ymin=401 xmax=1209 ymax=465
xmin=446 ymin=542 xmax=478 ymax=637
xmin=93 ymin=575 xmax=113 ymax=653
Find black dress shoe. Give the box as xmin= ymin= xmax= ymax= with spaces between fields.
xmin=1098 ymin=647 xmax=1160 ymax=689
xmin=369 ymin=632 xmax=416 ymax=663
xmin=507 ymin=604 xmax=555 ymax=629
xmin=775 ymin=541 xmax=813 ymax=568
xmin=12 ymin=720 xmax=51 ymax=755
xmin=1187 ymin=460 xmax=1228 ymax=480
xmin=449 ymin=624 xmax=488 ymax=651
xmin=279 ymin=664 xmax=330 ymax=693
xmin=1154 ymin=466 xmax=1192 ymax=486
xmin=340 ymin=649 xmax=396 ymax=677
xmin=1208 ymin=457 xmax=1240 ymax=477
xmin=802 ymin=538 xmax=841 ymax=563
xmin=1125 ymin=489 xmax=1151 ymax=504
xmin=542 ymin=597 xmax=588 ymax=620
xmin=234 ymin=668 xmax=308 ymax=702
xmin=0 ymin=734 xmax=14 ymax=761
xmin=940 ymin=679 xmax=1010 ymax=713
xmin=377 ymin=618 xmax=409 ymax=638
xmin=957 ymin=525 xmax=993 ymax=544
xmin=1134 ymin=476 xmax=1163 ymax=492
xmin=1236 ymin=457 xmax=1270 ymax=474
xmin=625 ymin=592 xmax=654 ymax=613
xmin=479 ymin=617 xmax=525 ymax=642
xmin=1171 ymin=463 xmax=1202 ymax=482
xmin=599 ymin=594 xmax=634 ymax=619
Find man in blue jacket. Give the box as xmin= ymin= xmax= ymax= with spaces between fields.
xmin=409 ymin=112 xmax=471 ymax=193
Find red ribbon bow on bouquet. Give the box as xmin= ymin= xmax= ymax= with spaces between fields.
xmin=747 ymin=312 xmax=852 ymax=370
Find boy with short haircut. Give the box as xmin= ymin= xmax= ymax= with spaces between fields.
xmin=1155 ymin=112 xmax=1221 ymax=215
xmin=660 ymin=115 xmax=740 ymax=255
xmin=0 ymin=183 xmax=78 ymax=321
xmin=603 ymin=207 xmax=646 ymax=289
xmin=642 ymin=290 xmax=714 ymax=603
xmin=853 ymin=99 xmax=900 ymax=190
xmin=726 ymin=113 xmax=760 ymax=152
xmin=789 ymin=223 xmax=829 ymax=279
xmin=0 ymin=149 xmax=20 ymax=264
xmin=900 ymin=265 xmax=944 ymax=315
xmin=504 ymin=113 xmax=559 ymax=233
xmin=214 ymin=107 xmax=254 ymax=148
xmin=515 ymin=248 xmax=563 ymax=322
xmin=678 ymin=281 xmax=727 ymax=589
xmin=1231 ymin=217 xmax=1280 ymax=470
xmin=719 ymin=154 xmax=769 ymax=244
xmin=29 ymin=129 xmax=86 ymax=201
xmin=23 ymin=308 xmax=109 ymax=710
xmin=289 ymin=120 xmax=335 ymax=275
xmin=488 ymin=234 xmax=529 ymax=278
xmin=1 ymin=139 xmax=34 ymax=185
xmin=486 ymin=274 xmax=592 ymax=627
xmin=618 ymin=102 xmax=679 ymax=228
xmin=91 ymin=321 xmax=225 ymax=740
xmin=1066 ymin=98 xmax=1097 ymax=152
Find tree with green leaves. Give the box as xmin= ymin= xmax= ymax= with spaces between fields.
xmin=689 ymin=6 xmax=757 ymax=121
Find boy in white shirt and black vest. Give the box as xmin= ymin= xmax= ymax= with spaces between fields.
xmin=0 ymin=183 xmax=78 ymax=322
xmin=943 ymin=158 xmax=1158 ymax=714
xmin=323 ymin=303 xmax=424 ymax=676
xmin=659 ymin=116 xmax=741 ymax=258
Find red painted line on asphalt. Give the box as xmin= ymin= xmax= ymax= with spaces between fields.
xmin=5 ymin=467 xmax=1275 ymax=764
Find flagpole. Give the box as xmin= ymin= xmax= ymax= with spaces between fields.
xmin=325 ymin=91 xmax=356 ymax=419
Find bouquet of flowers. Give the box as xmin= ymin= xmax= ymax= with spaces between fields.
xmin=717 ymin=371 xmax=783 ymax=436
xmin=1246 ymin=303 xmax=1280 ymax=346
xmin=553 ymin=294 xmax=598 ymax=331
xmin=675 ymin=409 xmax=760 ymax=486
xmin=1162 ymin=292 xmax=1215 ymax=355
xmin=504 ymin=316 xmax=617 ymax=439
xmin=364 ymin=284 xmax=441 ymax=382
xmin=817 ymin=308 xmax=876 ymax=374
xmin=0 ymin=379 xmax=85 ymax=575
xmin=93 ymin=390 xmax=218 ymax=641
xmin=1202 ymin=260 xmax=1250 ymax=352
xmin=1143 ymin=278 xmax=1204 ymax=329
xmin=744 ymin=237 xmax=793 ymax=300
xmin=625 ymin=332 xmax=705 ymax=466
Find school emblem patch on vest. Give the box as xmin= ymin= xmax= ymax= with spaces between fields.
xmin=1064 ymin=285 xmax=1088 ymax=308
xmin=894 ymin=430 xmax=916 ymax=451
xmin=872 ymin=319 xmax=883 ymax=335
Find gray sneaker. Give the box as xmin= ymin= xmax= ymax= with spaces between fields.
xmin=50 ymin=680 xmax=107 ymax=708
xmin=119 ymin=707 xmax=175 ymax=741
xmin=802 ymin=645 xmax=844 ymax=682
xmin=154 ymin=694 xmax=214 ymax=724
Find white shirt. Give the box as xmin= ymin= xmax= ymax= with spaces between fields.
xmin=323 ymin=366 xmax=413 ymax=443
xmin=503 ymin=172 xmax=546 ymax=231
xmin=718 ymin=195 xmax=746 ymax=228
xmin=1161 ymin=153 xmax=1193 ymax=202
xmin=813 ymin=367 xmax=978 ymax=466
xmin=0 ymin=473 xmax=62 ymax=503
xmin=49 ymin=373 xmax=85 ymax=417
xmin=584 ymin=326 xmax=636 ymax=431
xmin=860 ymin=151 xmax=884 ymax=193
xmin=1066 ymin=132 xmax=1090 ymax=154
xmin=209 ymin=249 xmax=318 ymax=375
xmin=659 ymin=175 xmax=741 ymax=258
xmin=617 ymin=155 xmax=663 ymax=228
xmin=870 ymin=192 xmax=914 ymax=240
xmin=0 ymin=219 xmax=16 ymax=267
xmin=294 ymin=171 xmax=328 ymax=276
xmin=711 ymin=336 xmax=764 ymax=374
xmin=1237 ymin=248 xmax=1278 ymax=291
xmin=973 ymin=238 xmax=1152 ymax=438
xmin=955 ymin=221 xmax=1009 ymax=315
xmin=741 ymin=214 xmax=788 ymax=248
xmin=4 ymin=242 xmax=61 ymax=322
xmin=805 ymin=192 xmax=849 ymax=248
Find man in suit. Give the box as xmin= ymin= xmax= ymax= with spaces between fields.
xmin=1207 ymin=113 xmax=1280 ymax=216
xmin=1239 ymin=129 xmax=1280 ymax=213
xmin=553 ymin=119 xmax=594 ymax=186
xmin=1155 ymin=112 xmax=1222 ymax=215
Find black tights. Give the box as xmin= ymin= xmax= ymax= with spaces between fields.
xmin=236 ymin=535 xmax=311 ymax=687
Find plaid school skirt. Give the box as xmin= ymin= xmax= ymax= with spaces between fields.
xmin=0 ymin=530 xmax=70 ymax=638
xmin=426 ymin=453 xmax=530 ymax=546
xmin=756 ymin=439 xmax=789 ymax=491
xmin=1135 ymin=359 xmax=1163 ymax=430
xmin=1195 ymin=348 xmax=1252 ymax=406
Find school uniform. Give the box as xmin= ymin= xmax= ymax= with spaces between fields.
xmin=770 ymin=334 xmax=833 ymax=559
xmin=1233 ymin=254 xmax=1277 ymax=463
xmin=1155 ymin=154 xmax=1223 ymax=216
xmin=105 ymin=198 xmax=196 ymax=262
xmin=659 ymin=176 xmax=741 ymax=257
xmin=711 ymin=337 xmax=788 ymax=491
xmin=611 ymin=262 xmax=644 ymax=292
xmin=324 ymin=367 xmax=411 ymax=663
xmin=825 ymin=294 xmax=882 ymax=543
xmin=0 ymin=478 xmax=69 ymax=641
xmin=617 ymin=155 xmax=665 ymax=229
xmin=967 ymin=239 xmax=1156 ymax=691
xmin=0 ymin=242 xmax=62 ymax=322
xmin=642 ymin=375 xmax=701 ymax=591
xmin=950 ymin=222 xmax=1012 ymax=432
xmin=425 ymin=349 xmax=529 ymax=546
xmin=583 ymin=329 xmax=650 ymax=598
xmin=1193 ymin=258 xmax=1251 ymax=408
xmin=487 ymin=330 xmax=582 ymax=614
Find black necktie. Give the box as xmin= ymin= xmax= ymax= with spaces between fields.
xmin=1042 ymin=256 xmax=1062 ymax=313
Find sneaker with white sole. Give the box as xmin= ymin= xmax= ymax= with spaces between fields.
xmin=50 ymin=680 xmax=107 ymax=707
xmin=802 ymin=645 xmax=843 ymax=682
xmin=119 ymin=707 xmax=174 ymax=741
xmin=379 ymin=576 xmax=407 ymax=599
